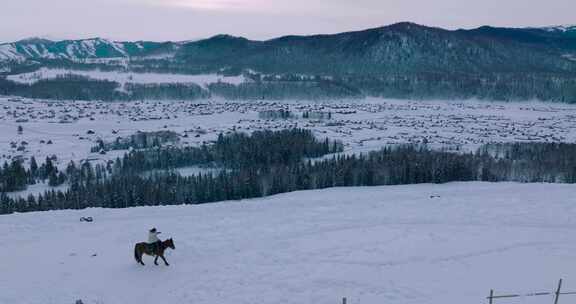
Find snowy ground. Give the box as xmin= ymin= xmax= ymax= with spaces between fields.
xmin=1 ymin=182 xmax=575 ymax=304
xmin=6 ymin=68 xmax=246 ymax=89
xmin=2 ymin=96 xmax=576 ymax=174
xmin=5 ymin=181 xmax=69 ymax=199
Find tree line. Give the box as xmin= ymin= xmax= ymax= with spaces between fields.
xmin=2 ymin=130 xmax=576 ymax=214
xmin=3 ymin=71 xmax=576 ymax=102
xmin=0 ymin=156 xmax=67 ymax=192
xmin=0 ymin=75 xmax=208 ymax=101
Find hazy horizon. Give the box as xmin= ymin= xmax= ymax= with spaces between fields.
xmin=1 ymin=0 xmax=575 ymax=43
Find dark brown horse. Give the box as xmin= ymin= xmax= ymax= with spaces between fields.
xmin=134 ymin=238 xmax=175 ymax=266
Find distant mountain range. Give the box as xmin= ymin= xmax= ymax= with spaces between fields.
xmin=538 ymin=25 xmax=576 ymax=34
xmin=1 ymin=23 xmax=575 ymax=65
xmin=1 ymin=22 xmax=576 ymax=102
xmin=0 ymin=37 xmax=178 ymax=61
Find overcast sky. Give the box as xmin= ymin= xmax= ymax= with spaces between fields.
xmin=1 ymin=0 xmax=575 ymax=42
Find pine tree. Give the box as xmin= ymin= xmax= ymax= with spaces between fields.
xmin=30 ymin=156 xmax=38 ymax=179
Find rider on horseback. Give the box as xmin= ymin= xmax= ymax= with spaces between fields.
xmin=148 ymin=227 xmax=162 ymax=252
xmin=135 ymin=228 xmax=175 ymax=266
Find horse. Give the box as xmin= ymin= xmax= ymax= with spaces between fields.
xmin=134 ymin=238 xmax=175 ymax=266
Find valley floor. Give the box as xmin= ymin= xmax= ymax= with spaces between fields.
xmin=1 ymin=182 xmax=575 ymax=304
xmin=2 ymin=97 xmax=576 ymax=175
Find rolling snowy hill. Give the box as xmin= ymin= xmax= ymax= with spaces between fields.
xmin=1 ymin=182 xmax=575 ymax=304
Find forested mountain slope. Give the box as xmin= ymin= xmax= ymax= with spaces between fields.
xmin=2 ymin=23 xmax=576 ymax=101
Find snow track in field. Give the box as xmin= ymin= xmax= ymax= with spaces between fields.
xmin=1 ymin=182 xmax=576 ymax=304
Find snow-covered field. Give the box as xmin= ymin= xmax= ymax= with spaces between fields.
xmin=1 ymin=182 xmax=575 ymax=304
xmin=5 ymin=181 xmax=69 ymax=199
xmin=2 ymin=96 xmax=576 ymax=173
xmin=6 ymin=68 xmax=246 ymax=88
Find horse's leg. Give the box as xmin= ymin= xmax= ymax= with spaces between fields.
xmin=154 ymin=255 xmax=159 ymax=266
xmin=160 ymin=254 xmax=170 ymax=266
xmin=135 ymin=246 xmax=145 ymax=266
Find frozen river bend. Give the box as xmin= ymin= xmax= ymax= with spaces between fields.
xmin=1 ymin=182 xmax=576 ymax=304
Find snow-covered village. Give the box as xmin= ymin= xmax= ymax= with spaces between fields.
xmin=2 ymin=1 xmax=576 ymax=304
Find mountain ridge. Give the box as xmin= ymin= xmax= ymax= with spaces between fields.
xmin=2 ymin=22 xmax=576 ymax=62
xmin=2 ymin=22 xmax=576 ymax=102
xmin=0 ymin=38 xmax=181 ymax=61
